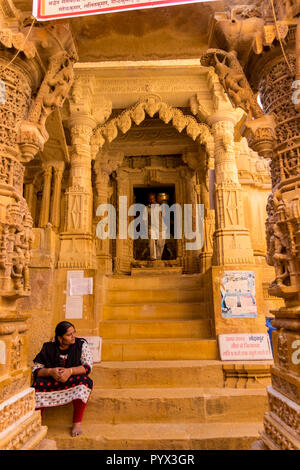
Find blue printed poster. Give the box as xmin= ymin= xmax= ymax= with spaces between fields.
xmin=221 ymin=271 xmax=257 ymax=318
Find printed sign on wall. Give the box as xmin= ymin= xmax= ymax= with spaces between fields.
xmin=33 ymin=0 xmax=217 ymax=21
xmin=218 ymin=333 xmax=273 ymax=361
xmin=221 ymin=271 xmax=257 ymax=318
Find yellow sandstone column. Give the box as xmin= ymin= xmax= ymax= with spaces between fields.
xmin=58 ymin=117 xmax=96 ymax=269
xmin=50 ymin=162 xmax=65 ymax=231
xmin=209 ymin=113 xmax=255 ymax=266
xmin=38 ymin=163 xmax=52 ymax=228
xmin=0 ymin=55 xmax=47 ymax=449
xmin=0 ymin=2 xmax=77 ymax=448
xmin=250 ymin=31 xmax=300 ymax=451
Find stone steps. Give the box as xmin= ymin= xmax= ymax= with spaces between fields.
xmin=43 ymin=272 xmax=266 ymax=450
xmin=100 ymin=319 xmax=212 ymax=339
xmin=46 ymin=421 xmax=264 ymax=450
xmin=43 ymin=387 xmax=267 ymax=425
xmin=101 ymin=338 xmax=218 ymax=361
xmin=106 ymin=274 xmax=203 ymax=291
xmin=103 ymin=302 xmax=206 ymax=320
xmin=105 ymin=288 xmax=204 ymax=304
xmin=90 ymin=360 xmax=224 ymax=388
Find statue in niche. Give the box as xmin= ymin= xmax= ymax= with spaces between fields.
xmin=146 ymin=192 xmax=166 ymax=261
xmin=133 ymin=190 xmax=176 ymax=263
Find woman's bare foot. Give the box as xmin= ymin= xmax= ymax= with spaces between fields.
xmin=71 ymin=422 xmax=82 ymax=437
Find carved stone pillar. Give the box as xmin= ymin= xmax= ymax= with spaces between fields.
xmin=24 ymin=182 xmax=35 ymax=218
xmin=115 ymin=169 xmax=132 ymax=274
xmin=0 ymin=2 xmax=77 ymax=449
xmin=209 ymin=114 xmax=255 ymax=266
xmin=199 ymin=178 xmax=215 ymax=273
xmin=50 ymin=162 xmax=64 ymax=230
xmin=38 ymin=164 xmax=52 ymax=228
xmin=58 ymin=118 xmax=96 ymax=269
xmin=94 ymin=161 xmax=113 ymax=274
xmin=250 ymin=46 xmax=300 ymax=450
xmin=0 ymin=56 xmax=45 ymax=450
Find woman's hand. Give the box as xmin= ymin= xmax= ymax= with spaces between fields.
xmin=58 ymin=368 xmax=72 ymax=383
xmin=50 ymin=367 xmax=62 ymax=381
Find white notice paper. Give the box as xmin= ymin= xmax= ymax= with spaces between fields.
xmin=65 ymin=271 xmax=84 ymax=319
xmin=69 ymin=277 xmax=93 ymax=296
xmin=65 ymin=296 xmax=83 ymax=319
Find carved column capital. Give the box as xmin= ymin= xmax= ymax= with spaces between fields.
xmin=68 ymin=75 xmax=112 ymax=125
xmin=52 ymin=161 xmax=65 ymax=177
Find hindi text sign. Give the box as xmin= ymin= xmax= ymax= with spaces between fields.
xmin=218 ymin=333 xmax=273 ymax=361
xmin=33 ymin=0 xmax=217 ymax=21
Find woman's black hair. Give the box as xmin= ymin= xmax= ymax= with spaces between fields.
xmin=54 ymin=321 xmax=75 ymax=345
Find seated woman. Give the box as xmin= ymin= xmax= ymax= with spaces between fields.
xmin=32 ymin=321 xmax=93 ymax=437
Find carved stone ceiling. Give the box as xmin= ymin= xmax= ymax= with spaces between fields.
xmin=13 ymin=0 xmax=256 ymax=164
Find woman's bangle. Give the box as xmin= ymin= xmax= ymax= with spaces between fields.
xmin=70 ymin=368 xmax=73 ymax=375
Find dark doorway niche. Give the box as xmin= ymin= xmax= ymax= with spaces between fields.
xmin=133 ymin=185 xmax=176 ymax=261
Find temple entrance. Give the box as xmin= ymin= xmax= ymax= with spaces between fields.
xmin=111 ymin=154 xmax=200 ymax=274
xmin=133 ymin=184 xmax=176 ymax=262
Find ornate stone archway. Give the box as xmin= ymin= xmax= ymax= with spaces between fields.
xmin=91 ymin=95 xmax=214 ymax=274
xmin=91 ymin=94 xmax=214 ymax=151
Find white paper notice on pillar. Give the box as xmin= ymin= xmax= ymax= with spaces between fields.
xmin=218 ymin=333 xmax=273 ymax=361
xmin=83 ymin=336 xmax=102 ymax=363
xmin=66 ymin=271 xmax=84 ymax=319
xmin=221 ymin=271 xmax=257 ymax=318
xmin=69 ymin=277 xmax=93 ymax=296
xmin=0 ymin=340 xmax=6 ymax=365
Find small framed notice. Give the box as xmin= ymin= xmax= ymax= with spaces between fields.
xmin=221 ymin=271 xmax=257 ymax=319
xmin=218 ymin=333 xmax=273 ymax=361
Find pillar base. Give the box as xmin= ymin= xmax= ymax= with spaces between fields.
xmin=0 ymin=387 xmax=47 ymax=450
xmin=58 ymin=233 xmax=96 ymax=269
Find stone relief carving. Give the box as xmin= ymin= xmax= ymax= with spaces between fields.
xmin=0 ymin=390 xmax=35 ymax=434
xmin=0 ymin=200 xmax=33 ymax=295
xmin=264 ymin=416 xmax=296 ymax=450
xmin=201 ymin=49 xmax=263 ymax=119
xmin=268 ymin=391 xmax=300 ymax=434
xmin=2 ymin=412 xmax=42 ymax=450
xmin=277 ymin=329 xmax=288 ymax=367
xmin=265 ymin=189 xmax=299 ymax=297
xmin=200 ymin=49 xmax=276 ymax=159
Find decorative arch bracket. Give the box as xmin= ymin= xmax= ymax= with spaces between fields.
xmin=91 ymin=95 xmax=214 ymax=155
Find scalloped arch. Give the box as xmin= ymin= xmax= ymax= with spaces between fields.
xmin=92 ymin=95 xmax=213 ymax=152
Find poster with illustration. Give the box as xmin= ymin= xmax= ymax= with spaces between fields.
xmin=221 ymin=271 xmax=257 ymax=318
